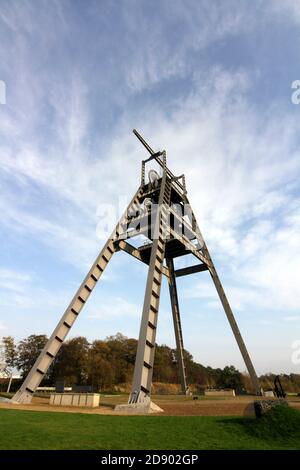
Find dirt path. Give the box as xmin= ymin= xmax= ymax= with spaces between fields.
xmin=1 ymin=395 xmax=299 ymax=417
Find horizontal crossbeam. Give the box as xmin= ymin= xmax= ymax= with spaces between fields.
xmin=115 ymin=240 xmax=169 ymax=278
xmin=174 ymin=264 xmax=208 ymax=277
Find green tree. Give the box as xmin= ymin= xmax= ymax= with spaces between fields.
xmin=86 ymin=340 xmax=115 ymax=390
xmin=154 ymin=345 xmax=176 ymax=383
xmin=16 ymin=334 xmax=48 ymax=378
xmin=12 ymin=331 xmax=296 ymax=395
xmin=2 ymin=336 xmax=17 ymax=368
xmin=217 ymin=365 xmax=244 ymax=391
xmin=52 ymin=336 xmax=89 ymax=386
xmin=104 ymin=334 xmax=136 ymax=384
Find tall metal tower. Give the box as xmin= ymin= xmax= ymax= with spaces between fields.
xmin=12 ymin=130 xmax=262 ymax=408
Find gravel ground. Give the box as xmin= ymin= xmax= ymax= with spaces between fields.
xmin=0 ymin=395 xmax=299 ymax=416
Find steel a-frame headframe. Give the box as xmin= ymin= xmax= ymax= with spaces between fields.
xmin=12 ymin=130 xmax=262 ymax=407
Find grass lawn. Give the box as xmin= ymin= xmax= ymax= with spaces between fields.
xmin=0 ymin=405 xmax=299 ymax=450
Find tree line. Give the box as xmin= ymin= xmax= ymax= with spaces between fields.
xmin=1 ymin=334 xmax=300 ymax=394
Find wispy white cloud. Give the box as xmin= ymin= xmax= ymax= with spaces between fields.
xmin=283 ymin=316 xmax=300 ymax=322
xmin=0 ymin=322 xmax=7 ymax=331
xmin=0 ymin=268 xmax=31 ymax=294
xmin=270 ymin=0 xmax=300 ymax=24
xmin=87 ymin=297 xmax=140 ymax=320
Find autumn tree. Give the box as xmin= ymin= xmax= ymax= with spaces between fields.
xmin=5 ymin=333 xmax=300 ymax=394
xmin=105 ymin=333 xmax=137 ymax=383
xmin=154 ymin=344 xmax=177 ymax=383
xmin=52 ymin=336 xmax=89 ymax=386
xmin=216 ymin=365 xmax=244 ymax=391
xmin=2 ymin=336 xmax=17 ymax=368
xmin=16 ymin=334 xmax=48 ymax=378
xmin=86 ymin=340 xmax=115 ymax=390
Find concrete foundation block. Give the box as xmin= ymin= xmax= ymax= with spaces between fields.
xmin=49 ymin=393 xmax=100 ymax=407
xmin=114 ymin=401 xmax=164 ymax=414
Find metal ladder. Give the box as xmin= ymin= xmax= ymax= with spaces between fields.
xmin=128 ymin=168 xmax=172 ymax=403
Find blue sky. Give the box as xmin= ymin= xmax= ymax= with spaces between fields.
xmin=0 ymin=0 xmax=300 ymax=375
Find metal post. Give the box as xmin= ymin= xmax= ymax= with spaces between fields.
xmin=7 ymin=373 xmax=13 ymax=394
xmin=166 ymin=258 xmax=189 ymax=395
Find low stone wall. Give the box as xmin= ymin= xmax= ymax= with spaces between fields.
xmin=50 ymin=393 xmax=100 ymax=407
xmin=254 ymin=398 xmax=288 ymax=418
xmin=205 ymin=389 xmax=235 ymax=397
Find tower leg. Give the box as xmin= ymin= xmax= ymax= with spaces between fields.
xmin=188 ymin=204 xmax=262 ymax=395
xmin=12 ymin=188 xmax=143 ymax=404
xmin=166 ymin=257 xmax=189 ymax=395
xmin=128 ymin=172 xmax=171 ymax=405
xmin=208 ymin=262 xmax=262 ymax=395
